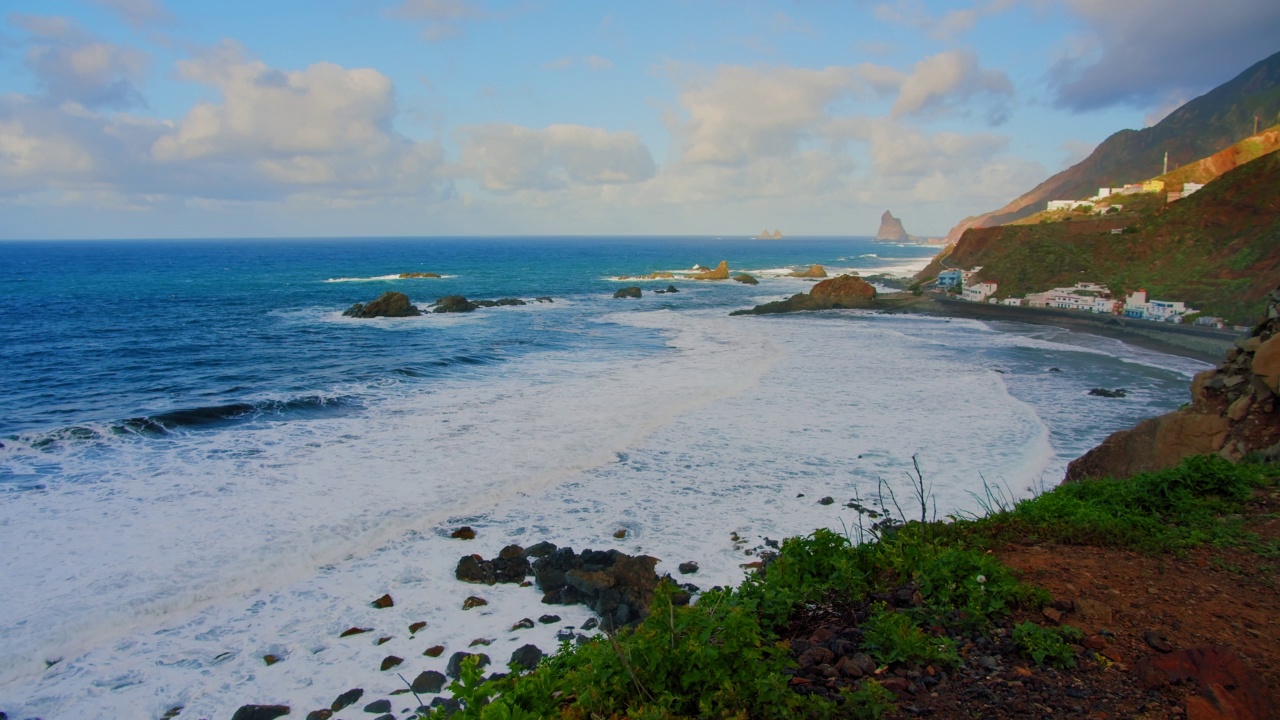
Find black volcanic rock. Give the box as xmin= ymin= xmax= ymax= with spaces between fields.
xmin=343 ymin=291 xmax=421 ymax=318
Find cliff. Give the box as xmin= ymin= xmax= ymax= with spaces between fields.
xmin=875 ymin=211 xmax=908 ymax=242
xmin=940 ymin=49 xmax=1280 ymax=242
xmin=1066 ymin=288 xmax=1280 ymax=481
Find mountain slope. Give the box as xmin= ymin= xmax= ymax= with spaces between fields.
xmin=1155 ymin=123 xmax=1280 ymax=188
xmin=920 ymin=150 xmax=1280 ymax=325
xmin=941 ymin=49 xmax=1280 ymax=243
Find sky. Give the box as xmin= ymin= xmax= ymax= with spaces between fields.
xmin=1 ymin=1 xmax=1278 ymax=239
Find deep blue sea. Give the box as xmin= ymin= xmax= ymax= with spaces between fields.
xmin=0 ymin=237 xmax=1209 ymax=719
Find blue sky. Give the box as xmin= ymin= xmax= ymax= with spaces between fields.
xmin=1 ymin=0 xmax=1277 ymax=239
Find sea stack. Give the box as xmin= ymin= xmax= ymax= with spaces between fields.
xmin=875 ymin=211 xmax=908 ymax=242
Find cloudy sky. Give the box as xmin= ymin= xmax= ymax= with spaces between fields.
xmin=2 ymin=1 xmax=1277 ymax=239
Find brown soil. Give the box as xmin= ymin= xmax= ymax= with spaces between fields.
xmin=784 ymin=486 xmax=1280 ymax=719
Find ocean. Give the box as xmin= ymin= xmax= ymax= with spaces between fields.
xmin=0 ymin=237 xmax=1209 ymax=719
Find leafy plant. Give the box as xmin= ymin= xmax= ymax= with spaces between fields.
xmin=1012 ymin=622 xmax=1083 ymax=669
xmin=861 ymin=603 xmax=958 ymax=667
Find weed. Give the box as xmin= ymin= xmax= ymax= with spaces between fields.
xmin=1012 ymin=622 xmax=1083 ymax=669
xmin=862 ymin=603 xmax=959 ymax=667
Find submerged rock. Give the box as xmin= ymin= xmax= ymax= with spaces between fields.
xmin=398 ymin=272 xmax=441 ymax=278
xmin=614 ymin=286 xmax=642 ymax=299
xmin=732 ymin=273 xmax=759 ymax=285
xmin=1088 ymin=388 xmax=1128 ymax=398
xmin=331 ymin=688 xmax=363 ymax=711
xmin=231 ymin=706 xmax=290 ymax=720
xmin=343 ymin=291 xmax=421 ymax=318
xmin=434 ymin=295 xmax=477 ymax=313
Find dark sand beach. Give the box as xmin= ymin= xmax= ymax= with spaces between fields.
xmin=877 ymin=293 xmax=1244 ymax=363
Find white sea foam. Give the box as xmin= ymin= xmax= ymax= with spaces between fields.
xmin=324 ymin=274 xmax=458 ymax=283
xmin=0 ymin=307 xmax=1194 ymax=719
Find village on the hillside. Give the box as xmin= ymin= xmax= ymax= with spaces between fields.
xmin=933 ymin=268 xmax=1231 ymax=328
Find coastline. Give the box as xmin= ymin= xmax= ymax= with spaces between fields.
xmin=877 ymin=293 xmax=1241 ymax=364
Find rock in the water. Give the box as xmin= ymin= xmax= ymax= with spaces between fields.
xmin=305 ymin=710 xmax=332 ymax=720
xmin=613 ymin=286 xmax=642 ymax=299
xmin=532 ymin=547 xmax=661 ymax=629
xmin=343 ymin=291 xmax=421 ymax=318
xmin=1088 ymin=388 xmax=1127 ymax=398
xmin=412 ymin=670 xmax=447 ymax=694
xmin=331 ymin=688 xmax=364 ymax=712
xmin=371 ymin=594 xmax=394 ymax=609
xmin=398 ymin=272 xmax=441 ymax=278
xmin=263 ymin=654 xmax=280 ymax=666
xmin=409 ymin=621 xmax=427 ymax=634
xmin=462 ymin=596 xmax=488 ymax=610
xmin=379 ymin=655 xmax=403 ymax=671
xmin=433 ymin=295 xmax=477 ymax=313
xmin=423 ymin=645 xmax=445 ymax=657
xmin=231 ymin=706 xmax=290 ymax=720
xmin=875 ymin=210 xmax=908 ymax=242
xmin=691 ymin=261 xmax=730 ymax=280
xmin=537 ymin=614 xmax=561 ymax=624
xmin=446 ymin=652 xmax=491 ymax=678
xmin=511 ymin=617 xmax=535 ymax=630
xmin=450 ymin=526 xmax=476 ymax=540
xmin=787 ymin=264 xmax=828 ymax=278
xmin=429 ymin=697 xmax=462 ymax=715
xmin=677 ymin=561 xmax=699 ymax=574
xmin=665 ymin=284 xmax=680 ymax=293
xmin=363 ymin=699 xmax=392 ymax=713
xmin=732 ymin=274 xmax=758 ymax=285
xmin=731 ymin=274 xmax=876 ymax=315
xmin=509 ymin=644 xmax=544 ymax=671
xmin=456 ymin=555 xmax=496 ymax=585
xmin=455 ymin=546 xmax=529 ymax=585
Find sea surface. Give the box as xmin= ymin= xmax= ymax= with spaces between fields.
xmin=0 ymin=237 xmax=1209 ymax=719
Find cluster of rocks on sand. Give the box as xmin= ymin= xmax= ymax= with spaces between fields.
xmin=1066 ymin=286 xmax=1280 ymax=480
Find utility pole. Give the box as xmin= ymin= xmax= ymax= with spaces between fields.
xmin=1163 ymin=151 xmax=1168 ymax=175
xmin=1257 ymin=115 xmax=1261 ymax=135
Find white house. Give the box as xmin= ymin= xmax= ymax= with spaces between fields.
xmin=1025 ymin=282 xmax=1115 ymax=312
xmin=1047 ymin=200 xmax=1096 ymax=212
xmin=1002 ymin=297 xmax=1025 ymax=306
xmin=963 ymin=281 xmax=999 ymax=302
xmin=936 ymin=269 xmax=964 ymax=287
xmin=1123 ymin=290 xmax=1191 ymax=321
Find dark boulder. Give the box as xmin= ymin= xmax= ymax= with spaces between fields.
xmin=446 ymin=651 xmax=490 ymax=679
xmin=665 ymin=284 xmax=680 ymax=293
xmin=1088 ymin=388 xmax=1128 ymax=398
xmin=732 ymin=274 xmax=759 ymax=285
xmin=532 ymin=547 xmax=660 ymax=629
xmin=231 ymin=706 xmax=290 ymax=720
xmin=678 ymin=561 xmax=699 ymax=574
xmin=731 ymin=274 xmax=877 ymax=315
xmin=473 ymin=298 xmax=527 ymax=307
xmin=454 ymin=546 xmax=528 ymax=585
xmin=614 ymin=286 xmax=642 ymax=299
xmin=363 ymin=699 xmax=392 ymax=713
xmin=411 ymin=670 xmax=447 ymax=694
xmin=434 ymin=295 xmax=477 ymax=313
xmin=509 ymin=644 xmax=544 ymax=671
xmin=331 ymin=688 xmax=363 ymax=712
xmin=343 ymin=291 xmax=421 ymax=318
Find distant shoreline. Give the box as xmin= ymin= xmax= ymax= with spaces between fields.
xmin=877 ymin=294 xmax=1242 ymax=364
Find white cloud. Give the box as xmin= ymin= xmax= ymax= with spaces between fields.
xmin=390 ymin=0 xmax=487 ymax=42
xmin=458 ymin=123 xmax=655 ymax=191
xmin=10 ymin=14 xmax=148 ymax=109
xmin=892 ymin=50 xmax=1013 ymax=122
xmin=872 ymin=0 xmax=1016 ymax=40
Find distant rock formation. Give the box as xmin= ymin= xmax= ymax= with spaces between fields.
xmin=787 ymin=264 xmax=828 ymax=279
xmin=1065 ymin=287 xmax=1280 ymax=481
xmin=614 ymin=286 xmax=642 ymax=299
xmin=692 ymin=261 xmax=730 ymax=280
xmin=755 ymin=229 xmax=784 ymax=240
xmin=731 ymin=274 xmax=877 ymax=315
xmin=343 ymin=291 xmax=421 ymax=318
xmin=732 ymin=273 xmax=759 ymax=285
xmin=398 ymin=272 xmax=441 ymax=278
xmin=875 ymin=211 xmax=908 ymax=242
xmin=433 ymin=295 xmax=477 ymax=313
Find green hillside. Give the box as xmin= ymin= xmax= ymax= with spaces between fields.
xmin=919 ymin=151 xmax=1280 ymax=325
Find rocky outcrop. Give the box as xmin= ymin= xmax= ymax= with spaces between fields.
xmin=531 ymin=544 xmax=665 ymax=629
xmin=732 ymin=274 xmax=759 ymax=285
xmin=876 ymin=211 xmax=908 ymax=242
xmin=692 ymin=261 xmax=730 ymax=280
xmin=1065 ymin=288 xmax=1280 ymax=481
xmin=455 ymin=545 xmax=531 ymax=585
xmin=398 ymin=272 xmax=441 ymax=278
xmin=787 ymin=264 xmax=828 ymax=278
xmin=433 ymin=295 xmax=477 ymax=313
xmin=343 ymin=291 xmax=421 ymax=318
xmin=731 ymin=274 xmax=877 ymax=316
xmin=473 ymin=298 xmax=526 ymax=307
xmin=614 ymin=286 xmax=642 ymax=299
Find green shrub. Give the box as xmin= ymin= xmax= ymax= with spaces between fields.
xmin=1012 ymin=622 xmax=1083 ymax=669
xmin=861 ymin=603 xmax=959 ymax=667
